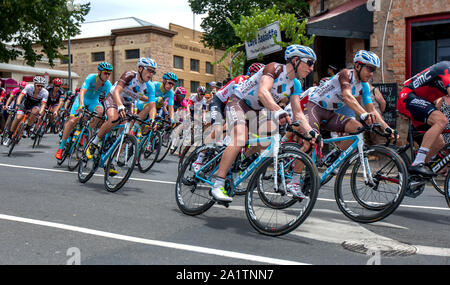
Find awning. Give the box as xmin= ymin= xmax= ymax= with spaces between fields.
xmin=307 ymin=0 xmax=373 ymax=39
xmin=0 ymin=62 xmax=80 ymax=78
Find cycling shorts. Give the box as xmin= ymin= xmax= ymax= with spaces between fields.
xmin=17 ymin=98 xmax=41 ymax=115
xmin=210 ymin=95 xmax=226 ymax=126
xmin=397 ymin=88 xmax=438 ymax=128
xmin=305 ymin=101 xmax=352 ymax=133
xmin=70 ymin=96 xmax=102 ymax=116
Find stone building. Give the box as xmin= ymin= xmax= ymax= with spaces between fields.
xmin=52 ymin=17 xmax=229 ymax=94
xmin=306 ymin=0 xmax=450 ymax=138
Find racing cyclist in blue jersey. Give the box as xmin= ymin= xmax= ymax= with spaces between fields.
xmin=210 ymin=45 xmax=318 ymax=202
xmin=55 ymin=62 xmax=113 ymax=160
xmin=136 ymin=72 xmax=177 ymax=125
xmin=85 ymin=57 xmax=157 ymax=161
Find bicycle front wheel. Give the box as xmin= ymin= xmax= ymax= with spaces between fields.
xmin=137 ymin=131 xmax=161 ymax=173
xmin=335 ymin=145 xmax=407 ymax=223
xmin=156 ymin=129 xmax=172 ymax=163
xmin=104 ymin=134 xmax=138 ymax=192
xmin=444 ymin=170 xmax=450 ymax=208
xmin=77 ymin=137 xmax=99 ymax=183
xmin=175 ymin=145 xmax=219 ymax=215
xmin=245 ymin=149 xmax=319 ymax=236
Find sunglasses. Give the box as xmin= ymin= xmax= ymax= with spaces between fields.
xmin=35 ymin=84 xmax=44 ymax=88
xmin=166 ymin=81 xmax=175 ymax=86
xmin=102 ymin=71 xmax=112 ymax=75
xmin=301 ymin=58 xmax=315 ymax=67
xmin=144 ymin=67 xmax=156 ymax=75
xmin=364 ymin=65 xmax=377 ymax=73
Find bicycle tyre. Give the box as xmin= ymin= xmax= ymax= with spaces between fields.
xmin=175 ymin=145 xmax=218 ymax=216
xmin=245 ymin=149 xmax=319 ymax=236
xmin=68 ymin=132 xmax=89 ymax=171
xmin=177 ymin=145 xmax=191 ymax=172
xmin=137 ymin=131 xmax=161 ymax=173
xmin=77 ymin=137 xmax=99 ymax=183
xmin=156 ymin=129 xmax=172 ymax=163
xmin=8 ymin=123 xmax=24 ymax=157
xmin=334 ymin=145 xmax=407 ymax=223
xmin=444 ymin=170 xmax=450 ymax=207
xmin=104 ymin=134 xmax=138 ymax=192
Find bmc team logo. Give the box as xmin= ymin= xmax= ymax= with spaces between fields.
xmin=367 ymin=0 xmax=381 ymax=12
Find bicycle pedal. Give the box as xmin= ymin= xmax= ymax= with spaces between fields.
xmin=216 ymin=200 xmax=230 ymax=208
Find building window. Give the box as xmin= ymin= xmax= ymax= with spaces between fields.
xmin=174 ymin=56 xmax=184 ymax=69
xmin=175 ymin=79 xmax=184 ymax=89
xmin=190 ymin=59 xmax=200 ymax=72
xmin=190 ymin=81 xmax=200 ymax=93
xmin=61 ymin=54 xmax=73 ymax=64
xmin=206 ymin=62 xmax=214 ymax=74
xmin=125 ymin=49 xmax=140 ymax=60
xmin=92 ymin=51 xmax=105 ymax=62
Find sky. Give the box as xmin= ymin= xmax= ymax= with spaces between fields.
xmin=76 ymin=0 xmax=207 ymax=31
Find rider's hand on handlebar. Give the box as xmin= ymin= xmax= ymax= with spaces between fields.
xmin=117 ymin=105 xmax=126 ymax=119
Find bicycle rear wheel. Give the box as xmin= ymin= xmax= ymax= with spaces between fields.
xmin=68 ymin=131 xmax=89 ymax=171
xmin=175 ymin=145 xmax=218 ymax=215
xmin=104 ymin=134 xmax=138 ymax=192
xmin=156 ymin=129 xmax=171 ymax=163
xmin=77 ymin=137 xmax=99 ymax=183
xmin=444 ymin=170 xmax=450 ymax=207
xmin=245 ymin=149 xmax=319 ymax=236
xmin=335 ymin=145 xmax=407 ymax=223
xmin=137 ymin=131 xmax=161 ymax=173
xmin=8 ymin=123 xmax=24 ymax=157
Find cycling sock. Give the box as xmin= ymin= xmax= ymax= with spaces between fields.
xmin=59 ymin=138 xmax=68 ymax=150
xmin=291 ymin=173 xmax=301 ymax=184
xmin=195 ymin=152 xmax=205 ymax=164
xmin=92 ymin=135 xmax=100 ymax=145
xmin=214 ymin=177 xmax=225 ymax=188
xmin=412 ymin=147 xmax=429 ymax=166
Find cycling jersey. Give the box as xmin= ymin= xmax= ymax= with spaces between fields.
xmin=109 ymin=71 xmax=155 ymax=106
xmin=81 ymin=73 xmax=112 ymax=101
xmin=46 ymin=86 xmax=65 ymax=106
xmin=154 ymin=81 xmax=174 ymax=106
xmin=234 ymin=62 xmax=303 ymax=111
xmin=215 ymin=75 xmax=248 ymax=103
xmin=0 ymin=87 xmax=6 ymax=103
xmin=308 ymin=69 xmax=372 ymax=111
xmin=21 ymin=85 xmax=48 ymax=104
xmin=188 ymin=94 xmax=208 ymax=111
xmin=398 ymin=61 xmax=450 ymax=127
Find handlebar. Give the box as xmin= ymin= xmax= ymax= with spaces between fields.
xmin=349 ymin=120 xmax=398 ymax=146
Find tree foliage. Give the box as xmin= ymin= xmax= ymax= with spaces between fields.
xmin=188 ymin=0 xmax=309 ymax=50
xmin=0 ymin=0 xmax=90 ymax=67
xmin=216 ymin=5 xmax=315 ymax=77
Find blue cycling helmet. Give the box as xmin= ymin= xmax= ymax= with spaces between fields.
xmin=285 ymin=44 xmax=317 ymax=62
xmin=354 ymin=50 xmax=380 ymax=68
xmin=97 ymin=62 xmax=113 ymax=71
xmin=163 ymin=72 xmax=178 ymax=82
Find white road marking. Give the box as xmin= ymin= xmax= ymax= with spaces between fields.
xmin=0 ymin=162 xmax=449 ymax=258
xmin=0 ymin=213 xmax=307 ymax=265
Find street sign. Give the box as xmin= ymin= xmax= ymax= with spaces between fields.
xmin=245 ymin=21 xmax=282 ymax=60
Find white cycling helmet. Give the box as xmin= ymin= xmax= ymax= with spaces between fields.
xmin=137 ymin=57 xmax=157 ymax=69
xmin=33 ymin=76 xmax=46 ymax=85
xmin=353 ymin=50 xmax=380 ymax=68
xmin=284 ymin=44 xmax=317 ymax=62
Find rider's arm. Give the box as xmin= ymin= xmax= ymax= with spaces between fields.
xmin=340 ymin=70 xmax=371 ymax=119
xmin=373 ymin=87 xmax=386 ymax=113
xmin=258 ymin=74 xmax=283 ymax=112
xmin=78 ymin=88 xmax=87 ymax=108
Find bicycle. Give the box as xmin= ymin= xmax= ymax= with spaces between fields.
xmin=1 ymin=108 xmax=16 ymax=145
xmin=155 ymin=117 xmax=175 ymax=163
xmin=135 ymin=118 xmax=162 ymax=173
xmin=6 ymin=110 xmax=31 ymax=157
xmin=78 ymin=113 xmax=140 ymax=192
xmin=392 ymin=120 xmax=450 ymax=197
xmin=56 ymin=109 xmax=104 ymax=171
xmin=282 ymin=122 xmax=408 ymax=223
xmin=176 ymin=126 xmax=319 ymax=236
xmin=32 ymin=108 xmax=51 ymax=148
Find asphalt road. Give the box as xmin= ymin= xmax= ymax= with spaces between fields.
xmin=0 ymin=134 xmax=449 ymax=265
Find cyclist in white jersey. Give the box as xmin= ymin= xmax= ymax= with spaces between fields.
xmin=86 ymin=57 xmax=157 ymax=159
xmin=209 ymin=45 xmax=318 ymax=202
xmin=306 ymin=50 xmax=396 ymax=146
xmin=6 ymin=76 xmax=48 ymax=142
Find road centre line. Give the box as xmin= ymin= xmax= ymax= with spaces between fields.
xmin=0 ymin=163 xmax=448 ymax=212
xmin=0 ymin=213 xmax=307 ymax=265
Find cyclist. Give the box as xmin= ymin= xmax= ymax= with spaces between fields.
xmin=85 ymin=57 xmax=157 ymax=160
xmin=307 ymin=50 xmax=395 ymax=137
xmin=55 ymin=62 xmax=113 ymax=160
xmin=2 ymin=81 xmax=27 ymax=133
xmin=397 ymin=61 xmax=450 ymax=176
xmin=63 ymin=88 xmax=78 ymax=113
xmin=136 ymin=72 xmax=177 ymax=123
xmin=3 ymin=76 xmax=48 ymax=146
xmin=187 ymin=86 xmax=208 ymax=124
xmin=209 ymin=45 xmax=318 ymax=202
xmin=38 ymin=78 xmax=65 ymax=135
xmin=170 ymin=87 xmax=189 ymax=150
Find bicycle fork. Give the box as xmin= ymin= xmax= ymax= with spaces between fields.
xmin=357 ymin=133 xmax=375 ymax=186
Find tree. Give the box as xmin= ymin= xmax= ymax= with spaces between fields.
xmin=216 ymin=5 xmax=315 ymax=77
xmin=188 ymin=0 xmax=309 ymax=50
xmin=0 ymin=0 xmax=90 ymax=67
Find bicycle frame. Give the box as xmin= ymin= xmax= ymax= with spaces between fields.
xmin=311 ymin=133 xmax=373 ymax=185
xmin=194 ymin=134 xmax=281 ymax=192
xmin=97 ymin=122 xmax=130 ymax=168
